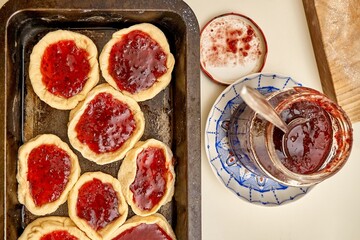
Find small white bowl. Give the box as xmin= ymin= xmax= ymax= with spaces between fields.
xmin=201 ymin=13 xmax=268 ymax=85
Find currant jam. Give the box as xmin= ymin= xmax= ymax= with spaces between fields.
xmin=40 ymin=230 xmax=78 ymax=240
xmin=27 ymin=144 xmax=71 ymax=207
xmin=130 ymin=147 xmax=169 ymax=211
xmin=273 ymin=100 xmax=333 ymax=174
xmin=75 ymin=92 xmax=136 ymax=154
xmin=111 ymin=223 xmax=173 ymax=240
xmin=76 ymin=178 xmax=120 ymax=231
xmin=41 ymin=40 xmax=91 ymax=98
xmin=108 ymin=30 xmax=168 ymax=94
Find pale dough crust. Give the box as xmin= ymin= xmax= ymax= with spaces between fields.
xmin=68 ymin=172 xmax=128 ymax=240
xmin=67 ymin=83 xmax=145 ymax=165
xmin=105 ymin=213 xmax=176 ymax=240
xmin=99 ymin=23 xmax=175 ymax=102
xmin=29 ymin=30 xmax=99 ymax=110
xmin=17 ymin=134 xmax=81 ymax=216
xmin=118 ymin=139 xmax=175 ymax=216
xmin=18 ymin=216 xmax=90 ymax=240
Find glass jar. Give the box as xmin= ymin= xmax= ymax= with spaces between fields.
xmin=228 ymin=87 xmax=353 ymax=187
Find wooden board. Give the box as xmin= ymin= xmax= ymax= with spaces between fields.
xmin=303 ymin=0 xmax=360 ymax=123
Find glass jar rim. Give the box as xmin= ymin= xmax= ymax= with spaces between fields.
xmin=252 ymin=87 xmax=353 ymax=186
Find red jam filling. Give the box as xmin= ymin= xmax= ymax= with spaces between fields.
xmin=108 ymin=30 xmax=168 ymax=94
xmin=112 ymin=223 xmax=173 ymax=240
xmin=130 ymin=147 xmax=169 ymax=211
xmin=273 ymin=100 xmax=333 ymax=174
xmin=41 ymin=40 xmax=91 ymax=98
xmin=75 ymin=92 xmax=136 ymax=154
xmin=76 ymin=178 xmax=120 ymax=231
xmin=40 ymin=230 xmax=78 ymax=240
xmin=27 ymin=144 xmax=71 ymax=207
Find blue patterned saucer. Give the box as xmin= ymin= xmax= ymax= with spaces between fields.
xmin=205 ymin=73 xmax=312 ymax=205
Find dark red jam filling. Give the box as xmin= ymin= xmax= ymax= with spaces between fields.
xmin=27 ymin=144 xmax=71 ymax=207
xmin=273 ymin=100 xmax=333 ymax=174
xmin=40 ymin=230 xmax=78 ymax=240
xmin=112 ymin=223 xmax=173 ymax=240
xmin=76 ymin=178 xmax=120 ymax=231
xmin=75 ymin=92 xmax=136 ymax=154
xmin=130 ymin=147 xmax=169 ymax=211
xmin=41 ymin=40 xmax=91 ymax=98
xmin=108 ymin=30 xmax=168 ymax=94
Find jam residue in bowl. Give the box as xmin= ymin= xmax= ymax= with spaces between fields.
xmin=200 ymin=13 xmax=267 ymax=85
xmin=130 ymin=147 xmax=169 ymax=211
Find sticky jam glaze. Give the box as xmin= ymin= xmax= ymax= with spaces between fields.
xmin=111 ymin=223 xmax=173 ymax=240
xmin=75 ymin=92 xmax=136 ymax=154
xmin=108 ymin=30 xmax=168 ymax=94
xmin=27 ymin=144 xmax=71 ymax=207
xmin=273 ymin=100 xmax=333 ymax=174
xmin=41 ymin=40 xmax=91 ymax=98
xmin=76 ymin=178 xmax=120 ymax=231
xmin=130 ymin=147 xmax=169 ymax=211
xmin=40 ymin=230 xmax=78 ymax=240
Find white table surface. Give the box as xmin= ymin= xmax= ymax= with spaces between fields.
xmin=1 ymin=0 xmax=359 ymax=239
xmin=184 ymin=1 xmax=360 ymax=240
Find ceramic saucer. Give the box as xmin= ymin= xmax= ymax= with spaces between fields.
xmin=205 ymin=73 xmax=312 ymax=205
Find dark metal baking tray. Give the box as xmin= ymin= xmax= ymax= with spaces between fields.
xmin=0 ymin=0 xmax=201 ymax=239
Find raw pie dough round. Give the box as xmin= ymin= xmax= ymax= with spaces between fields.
xmin=29 ymin=30 xmax=99 ymax=110
xmin=99 ymin=23 xmax=175 ymax=102
xmin=18 ymin=216 xmax=90 ymax=240
xmin=68 ymin=83 xmax=145 ymax=165
xmin=118 ymin=139 xmax=175 ymax=216
xmin=68 ymin=172 xmax=128 ymax=240
xmin=106 ymin=213 xmax=176 ymax=240
xmin=17 ymin=134 xmax=81 ymax=216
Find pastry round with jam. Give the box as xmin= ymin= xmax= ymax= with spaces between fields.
xmin=29 ymin=30 xmax=99 ymax=110
xmin=106 ymin=213 xmax=176 ymax=240
xmin=68 ymin=172 xmax=128 ymax=240
xmin=99 ymin=23 xmax=175 ymax=102
xmin=118 ymin=139 xmax=175 ymax=216
xmin=17 ymin=134 xmax=80 ymax=216
xmin=68 ymin=83 xmax=145 ymax=165
xmin=18 ymin=216 xmax=90 ymax=240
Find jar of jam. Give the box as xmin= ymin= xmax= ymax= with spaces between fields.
xmin=228 ymin=87 xmax=353 ymax=187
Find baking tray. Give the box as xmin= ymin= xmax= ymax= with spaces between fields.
xmin=0 ymin=0 xmax=201 ymax=239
